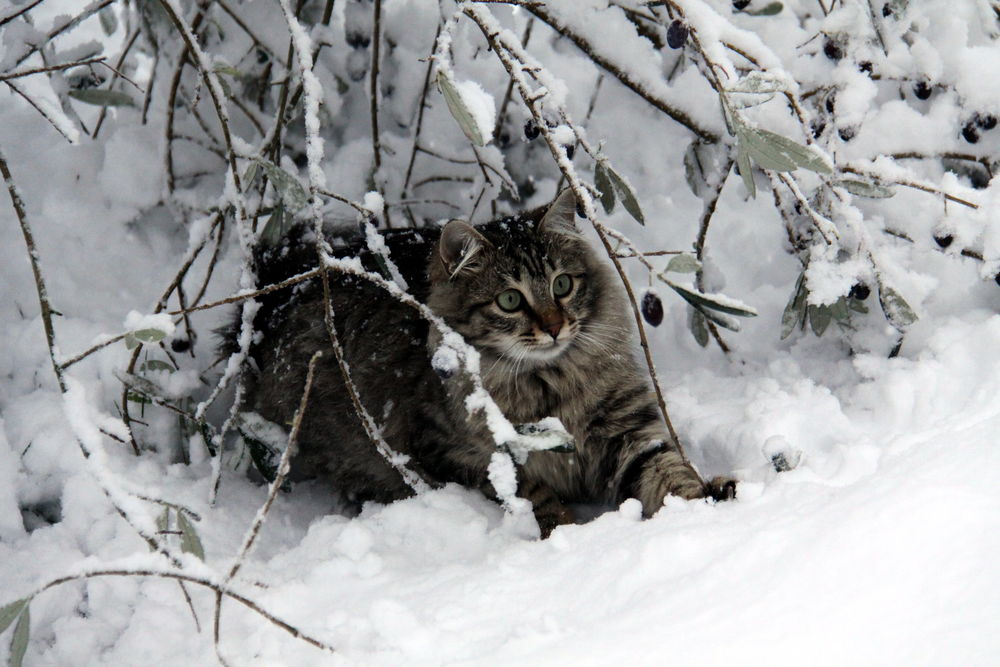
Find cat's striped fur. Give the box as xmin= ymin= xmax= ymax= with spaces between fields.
xmin=235 ymin=189 xmax=732 ymax=536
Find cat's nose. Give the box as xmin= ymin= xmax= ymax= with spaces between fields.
xmin=540 ymin=315 xmax=563 ymax=340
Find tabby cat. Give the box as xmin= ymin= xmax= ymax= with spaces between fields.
xmin=233 ymin=189 xmax=734 ymax=535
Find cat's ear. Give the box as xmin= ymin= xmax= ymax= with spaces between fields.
xmin=439 ymin=220 xmax=490 ymax=278
xmin=538 ymin=188 xmax=581 ymax=237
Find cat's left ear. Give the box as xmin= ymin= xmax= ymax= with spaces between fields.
xmin=538 ymin=188 xmax=581 ymax=237
xmin=439 ymin=220 xmax=491 ymax=279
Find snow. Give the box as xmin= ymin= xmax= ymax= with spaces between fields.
xmin=453 ymin=79 xmax=496 ymax=146
xmin=3 ymin=0 xmax=1000 ymax=664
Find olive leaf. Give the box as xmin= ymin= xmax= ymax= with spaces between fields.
xmin=594 ymin=161 xmax=616 ymax=214
xmin=598 ymin=161 xmax=645 ymax=225
xmin=436 ymin=71 xmax=487 ymax=146
xmin=255 ymin=159 xmax=309 ymax=212
xmin=747 ymin=2 xmax=783 ymax=15
xmin=735 ymin=140 xmax=756 ymax=198
xmin=0 ymin=599 xmax=28 ymax=635
xmin=781 ymin=272 xmax=807 ymax=339
xmin=835 ymin=179 xmax=895 ymax=199
xmin=133 ymin=328 xmax=167 ymax=344
xmin=666 ymin=281 xmax=758 ymax=317
xmin=68 ymin=89 xmax=135 ymax=107
xmin=665 ymin=253 xmax=700 ymax=273
xmin=727 ymin=72 xmax=786 ymax=95
xmin=736 ymin=123 xmax=832 ymax=176
xmin=177 ymin=511 xmax=205 ymax=561
xmin=260 ymin=200 xmax=286 ymax=246
xmin=876 ymin=279 xmax=917 ymax=329
xmin=99 ymin=6 xmax=118 ymax=36
xmin=808 ymin=304 xmax=832 ymax=337
xmin=140 ymin=359 xmax=174 ymax=373
xmin=688 ymin=307 xmax=710 ymax=347
xmin=10 ymin=606 xmax=29 ymax=667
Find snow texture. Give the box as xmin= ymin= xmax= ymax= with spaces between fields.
xmin=2 ymin=0 xmax=1000 ymax=665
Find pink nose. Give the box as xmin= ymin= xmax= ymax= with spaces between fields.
xmin=540 ymin=318 xmax=562 ymax=340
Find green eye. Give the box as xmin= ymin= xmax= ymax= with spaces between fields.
xmin=497 ymin=289 xmax=523 ymax=312
xmin=552 ymin=273 xmax=573 ymax=297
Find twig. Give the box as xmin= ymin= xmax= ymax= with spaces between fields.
xmin=0 ymin=56 xmax=108 ymax=82
xmin=694 ymin=158 xmax=734 ymax=354
xmin=841 ymin=164 xmax=980 ymax=210
xmin=4 ymin=80 xmax=77 ymax=143
xmin=94 ymin=30 xmax=141 ymax=138
xmin=12 ymin=0 xmax=117 ymax=69
xmin=0 ymin=0 xmax=45 ymax=28
xmin=526 ymin=4 xmax=719 ymax=143
xmin=369 ymin=0 xmax=387 ymax=223
xmin=402 ymin=23 xmax=443 ymax=201
xmin=13 ymin=567 xmax=337 ymax=654
xmin=493 ymin=17 xmax=533 ymax=144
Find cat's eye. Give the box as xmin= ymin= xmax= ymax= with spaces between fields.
xmin=496 ymin=289 xmax=524 ymax=312
xmin=552 ymin=273 xmax=573 ymax=298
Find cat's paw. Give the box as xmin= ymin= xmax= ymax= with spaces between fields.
xmin=706 ymin=476 xmax=737 ymax=502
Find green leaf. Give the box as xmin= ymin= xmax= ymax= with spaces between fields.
xmin=255 ymin=159 xmax=309 ymax=212
xmin=243 ymin=161 xmax=258 ymax=186
xmin=665 ymin=254 xmax=700 ymax=273
xmin=727 ymin=71 xmax=786 ymax=95
xmin=849 ymin=298 xmax=869 ymax=314
xmin=738 ymin=124 xmax=833 ymax=175
xmin=126 ymin=391 xmax=151 ymax=405
xmin=735 ymin=140 xmax=756 ymax=198
xmin=436 ymin=71 xmax=487 ymax=146
xmin=830 ymin=296 xmax=850 ymax=322
xmin=213 ymin=64 xmax=242 ymax=78
xmin=594 ymin=161 xmax=616 ymax=214
xmin=808 ymin=304 xmax=832 ymax=337
xmin=780 ymin=272 xmax=807 ymax=340
xmin=604 ymin=165 xmax=645 ymax=225
xmin=124 ymin=333 xmax=140 ymax=350
xmin=835 ymin=179 xmax=895 ymax=199
xmin=747 ymin=1 xmax=783 ymax=15
xmin=0 ymin=599 xmax=28 ymax=635
xmin=68 ymin=89 xmax=135 ymax=108
xmin=688 ymin=307 xmax=709 ymax=347
xmin=260 ymin=200 xmax=286 ymax=246
xmin=140 ymin=359 xmax=174 ymax=373
xmin=177 ymin=511 xmax=205 ymax=561
xmin=132 ymin=328 xmax=167 ymax=344
xmin=693 ymin=303 xmax=741 ymax=331
xmin=877 ymin=280 xmax=917 ymax=329
xmin=10 ymin=606 xmax=29 ymax=667
xmin=667 ymin=282 xmax=758 ymax=317
xmin=99 ymin=6 xmax=118 ymax=35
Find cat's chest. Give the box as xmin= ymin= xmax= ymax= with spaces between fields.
xmin=488 ymin=366 xmax=595 ymax=435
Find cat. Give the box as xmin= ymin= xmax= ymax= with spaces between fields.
xmin=230 ymin=189 xmax=734 ymax=536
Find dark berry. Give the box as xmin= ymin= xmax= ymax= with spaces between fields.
xmin=811 ymin=119 xmax=826 ymax=138
xmin=825 ymin=95 xmax=835 ymax=114
xmin=995 ymin=273 xmax=1000 ymax=287
xmin=498 ymin=130 xmax=511 ymax=148
xmin=666 ymin=20 xmax=689 ymax=49
xmin=962 ymin=123 xmax=980 ymax=144
xmin=882 ymin=3 xmax=892 ymax=17
xmin=576 ymin=202 xmax=587 ymax=219
xmin=524 ymin=119 xmax=539 ymax=140
xmin=256 ymin=49 xmax=269 ymax=64
xmin=975 ymin=113 xmax=997 ymax=130
xmin=733 ymin=0 xmax=751 ymax=9
xmin=859 ymin=61 xmax=873 ymax=74
xmin=839 ymin=127 xmax=855 ymax=142
xmin=564 ymin=144 xmax=575 ymax=160
xmin=641 ymin=290 xmax=664 ymax=327
xmin=913 ymin=81 xmax=932 ymax=100
xmin=823 ymin=39 xmax=843 ymax=61
xmin=849 ymin=283 xmax=871 ymax=301
xmin=171 ymin=337 xmax=191 ymax=353
xmin=933 ymin=234 xmax=954 ymax=248
xmin=346 ymin=31 xmax=370 ymax=49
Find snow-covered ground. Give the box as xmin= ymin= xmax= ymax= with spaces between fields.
xmin=3 ymin=0 xmax=1000 ymax=664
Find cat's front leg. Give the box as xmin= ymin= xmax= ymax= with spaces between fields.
xmin=620 ymin=444 xmax=736 ymax=517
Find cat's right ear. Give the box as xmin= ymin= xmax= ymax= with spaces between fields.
xmin=439 ymin=220 xmax=490 ymax=279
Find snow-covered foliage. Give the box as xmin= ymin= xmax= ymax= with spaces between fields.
xmin=2 ymin=0 xmax=1000 ymax=663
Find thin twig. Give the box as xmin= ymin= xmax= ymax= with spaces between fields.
xmin=0 ymin=0 xmax=45 ymax=28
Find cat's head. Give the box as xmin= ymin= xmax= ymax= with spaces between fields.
xmin=427 ymin=189 xmax=624 ymax=365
